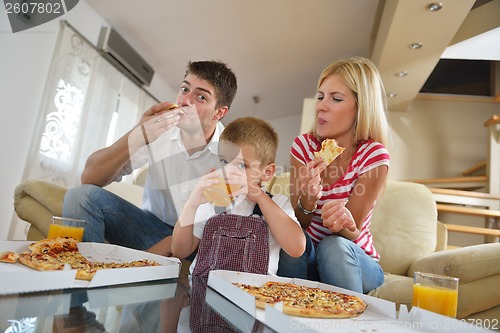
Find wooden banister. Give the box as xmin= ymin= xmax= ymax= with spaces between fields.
xmin=430 ymin=188 xmax=500 ymax=200
xmin=444 ymin=223 xmax=500 ymax=237
xmin=408 ymin=176 xmax=488 ymax=190
xmin=462 ymin=160 xmax=487 ymax=177
xmin=484 ymin=115 xmax=500 ymax=127
xmin=411 ymin=176 xmax=488 ymax=184
xmin=437 ymin=204 xmax=500 ymax=219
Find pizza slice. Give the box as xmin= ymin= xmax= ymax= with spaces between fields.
xmin=0 ymin=251 xmax=19 ymax=263
xmin=28 ymin=237 xmax=79 ymax=254
xmin=17 ymin=237 xmax=162 ymax=281
xmin=314 ymin=138 xmax=345 ymax=165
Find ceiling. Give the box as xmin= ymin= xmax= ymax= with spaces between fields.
xmin=85 ymin=0 xmax=498 ymax=124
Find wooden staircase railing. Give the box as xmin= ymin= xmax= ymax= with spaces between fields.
xmin=409 ymin=116 xmax=500 ymax=247
xmin=432 ymin=188 xmax=500 ymax=245
xmin=462 ymin=160 xmax=487 ymax=177
xmin=409 ymin=176 xmax=488 ymax=190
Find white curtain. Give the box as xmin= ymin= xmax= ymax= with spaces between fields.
xmin=23 ymin=21 xmax=157 ymax=188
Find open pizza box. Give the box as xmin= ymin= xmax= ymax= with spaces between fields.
xmin=204 ymin=286 xmax=264 ymax=332
xmin=207 ymin=270 xmax=492 ymax=333
xmin=0 ymin=241 xmax=181 ymax=295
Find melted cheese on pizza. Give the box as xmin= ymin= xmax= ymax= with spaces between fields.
xmin=314 ymin=139 xmax=345 ymax=165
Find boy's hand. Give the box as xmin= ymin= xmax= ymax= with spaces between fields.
xmin=243 ymin=178 xmax=265 ymax=203
xmin=186 ymin=169 xmax=221 ymax=207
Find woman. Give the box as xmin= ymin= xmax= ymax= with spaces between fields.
xmin=277 ymin=56 xmax=391 ymax=294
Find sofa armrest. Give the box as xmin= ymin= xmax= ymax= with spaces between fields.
xmin=14 ymin=179 xmax=67 ymax=237
xmin=409 ymin=243 xmax=500 ymax=283
xmin=409 ymin=243 xmax=500 ymax=319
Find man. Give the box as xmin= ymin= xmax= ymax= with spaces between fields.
xmin=62 ymin=60 xmax=237 ymax=257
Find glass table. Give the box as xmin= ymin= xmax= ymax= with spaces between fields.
xmin=0 ymin=276 xmax=275 ymax=332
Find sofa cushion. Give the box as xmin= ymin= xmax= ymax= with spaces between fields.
xmin=370 ymin=180 xmax=437 ymax=276
xmin=268 ymin=172 xmax=291 ymax=196
xmin=104 ymin=182 xmax=144 ymax=208
xmin=368 ymin=273 xmax=413 ymax=309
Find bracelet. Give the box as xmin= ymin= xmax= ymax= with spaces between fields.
xmin=297 ymin=195 xmax=317 ymax=215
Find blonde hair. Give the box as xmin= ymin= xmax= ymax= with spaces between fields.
xmin=220 ymin=117 xmax=278 ymax=165
xmin=313 ymin=56 xmax=390 ymax=146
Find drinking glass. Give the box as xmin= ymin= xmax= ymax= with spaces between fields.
xmin=48 ymin=216 xmax=86 ymax=242
xmin=203 ymin=177 xmax=241 ymax=207
xmin=412 ymin=271 xmax=459 ymax=317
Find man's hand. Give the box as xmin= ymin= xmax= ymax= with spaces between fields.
xmin=141 ymin=102 xmax=182 ymax=143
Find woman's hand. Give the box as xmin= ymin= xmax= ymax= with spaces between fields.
xmin=298 ymin=158 xmax=326 ymax=201
xmin=321 ymin=199 xmax=357 ymax=233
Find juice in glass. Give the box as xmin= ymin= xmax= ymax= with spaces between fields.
xmin=203 ymin=177 xmax=241 ymax=207
xmin=412 ymin=271 xmax=458 ymax=317
xmin=48 ymin=217 xmax=85 ymax=242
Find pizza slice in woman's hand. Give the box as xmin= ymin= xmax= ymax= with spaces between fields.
xmin=314 ymin=139 xmax=345 ymax=165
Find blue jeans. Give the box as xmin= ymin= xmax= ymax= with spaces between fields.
xmin=62 ymin=184 xmax=172 ymax=251
xmin=277 ymin=231 xmax=384 ymax=294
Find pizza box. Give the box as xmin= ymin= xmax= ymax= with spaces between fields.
xmin=204 ymin=286 xmax=265 ymax=333
xmin=0 ymin=241 xmax=181 ymax=295
xmin=207 ymin=270 xmax=492 ymax=333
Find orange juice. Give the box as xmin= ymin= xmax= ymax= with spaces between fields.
xmin=48 ymin=223 xmax=84 ymax=241
xmin=413 ymin=284 xmax=458 ymax=317
xmin=203 ymin=177 xmax=241 ymax=206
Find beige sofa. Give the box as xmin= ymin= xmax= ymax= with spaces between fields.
xmin=13 ymin=174 xmax=500 ymax=321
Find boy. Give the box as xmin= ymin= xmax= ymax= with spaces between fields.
xmin=171 ymin=117 xmax=305 ymax=275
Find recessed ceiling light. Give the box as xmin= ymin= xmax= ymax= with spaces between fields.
xmin=396 ymin=71 xmax=408 ymax=77
xmin=409 ymin=42 xmax=423 ymax=50
xmin=427 ymin=3 xmax=443 ymax=11
xmin=387 ymin=92 xmax=397 ymax=98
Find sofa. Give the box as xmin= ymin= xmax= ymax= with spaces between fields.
xmin=13 ymin=173 xmax=500 ymax=322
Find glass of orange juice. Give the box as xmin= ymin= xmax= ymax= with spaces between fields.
xmin=48 ymin=217 xmax=86 ymax=242
xmin=202 ymin=177 xmax=241 ymax=207
xmin=412 ymin=271 xmax=459 ymax=317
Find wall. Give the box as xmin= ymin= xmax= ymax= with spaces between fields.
xmin=388 ymin=96 xmax=499 ymax=181
xmin=267 ymin=114 xmax=302 ymax=172
xmin=0 ymin=1 xmax=174 ymax=240
xmin=389 ymin=96 xmax=499 ymax=247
